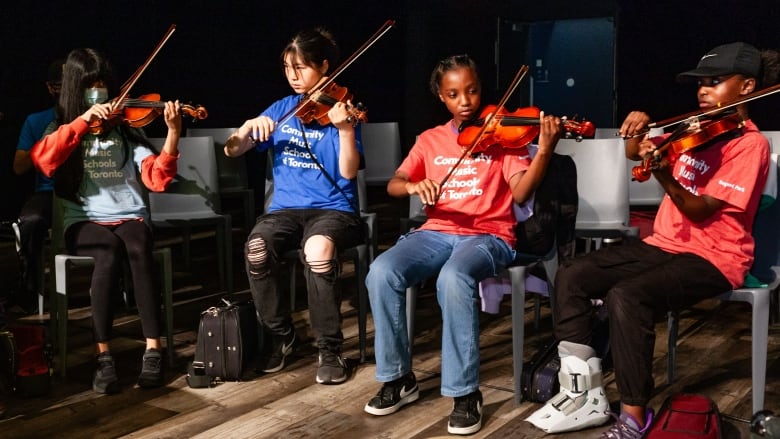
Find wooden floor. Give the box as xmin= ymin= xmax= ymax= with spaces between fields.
xmin=1 ymin=188 xmax=779 ymax=438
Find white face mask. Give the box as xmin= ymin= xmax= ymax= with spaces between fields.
xmin=84 ymin=87 xmax=109 ymax=105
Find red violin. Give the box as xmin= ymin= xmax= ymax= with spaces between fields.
xmin=457 ymin=105 xmax=595 ymax=152
xmin=631 ymin=112 xmax=744 ymax=182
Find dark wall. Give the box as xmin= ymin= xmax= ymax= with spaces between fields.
xmin=2 ymin=0 xmax=779 ymax=220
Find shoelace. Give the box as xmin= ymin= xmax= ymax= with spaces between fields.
xmin=601 ymin=413 xmax=641 ymax=439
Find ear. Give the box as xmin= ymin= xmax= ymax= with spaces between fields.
xmin=740 ymin=77 xmax=756 ymax=95
xmin=438 ymin=92 xmax=445 ymax=103
xmin=320 ymin=60 xmax=329 ymax=75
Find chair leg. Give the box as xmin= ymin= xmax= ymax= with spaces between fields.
xmin=154 ymin=248 xmax=175 ymax=367
xmin=507 ymin=265 xmax=528 ymax=405
xmin=667 ymin=311 xmax=678 ymax=384
xmin=747 ymin=291 xmax=769 ymax=413
xmin=355 ymin=245 xmax=369 ymax=363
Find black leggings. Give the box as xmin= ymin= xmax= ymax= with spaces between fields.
xmin=553 ymin=240 xmax=731 ymax=407
xmin=65 ymin=220 xmax=160 ymax=342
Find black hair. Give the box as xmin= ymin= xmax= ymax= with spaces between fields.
xmin=280 ymin=27 xmax=340 ymax=75
xmin=759 ymin=49 xmax=780 ymax=89
xmin=54 ymin=48 xmax=151 ymax=204
xmin=429 ymin=54 xmax=480 ymax=97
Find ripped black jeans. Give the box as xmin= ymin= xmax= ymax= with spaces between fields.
xmin=245 ymin=208 xmax=362 ymax=349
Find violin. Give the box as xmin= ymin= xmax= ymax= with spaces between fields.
xmin=89 ymin=94 xmax=208 ymax=135
xmin=274 ymin=20 xmax=394 ymax=130
xmin=294 ymin=82 xmax=366 ymax=126
xmin=458 ymin=105 xmax=595 ymax=152
xmin=631 ymin=112 xmax=744 ymax=182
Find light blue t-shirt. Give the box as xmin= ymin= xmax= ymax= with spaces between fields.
xmin=17 ymin=107 xmax=56 ymax=192
xmin=256 ymin=94 xmax=363 ymax=213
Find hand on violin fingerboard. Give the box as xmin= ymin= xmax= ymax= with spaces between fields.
xmin=162 ymin=100 xmax=182 ymax=135
xmin=80 ymin=103 xmax=114 ymax=124
xmin=537 ymin=111 xmax=562 ymax=153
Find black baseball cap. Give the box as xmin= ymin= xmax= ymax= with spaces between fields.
xmin=676 ymin=42 xmax=761 ymax=82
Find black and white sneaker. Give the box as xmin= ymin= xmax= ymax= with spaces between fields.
xmin=448 ymin=390 xmax=483 ymax=435
xmin=364 ymin=372 xmax=419 ymax=416
xmin=316 ymin=348 xmax=348 ymax=384
xmin=260 ymin=328 xmax=296 ymax=373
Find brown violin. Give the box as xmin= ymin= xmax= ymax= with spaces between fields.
xmin=631 ymin=112 xmax=744 ymax=182
xmin=458 ymin=105 xmax=595 ymax=152
xmin=89 ymin=94 xmax=208 ymax=135
xmin=294 ymin=82 xmax=366 ymax=126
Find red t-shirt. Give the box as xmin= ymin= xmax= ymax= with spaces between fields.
xmin=398 ymin=120 xmax=531 ymax=247
xmin=643 ymin=120 xmax=769 ymax=288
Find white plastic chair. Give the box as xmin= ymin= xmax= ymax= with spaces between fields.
xmin=359 ymin=122 xmax=402 ymax=186
xmin=554 ymin=138 xmax=639 ymax=251
xmin=186 ymin=127 xmax=256 ymax=235
xmin=667 ymin=153 xmax=780 ymax=415
xmin=50 ymin=196 xmax=175 ymax=377
xmin=147 ymin=136 xmax=234 ymax=295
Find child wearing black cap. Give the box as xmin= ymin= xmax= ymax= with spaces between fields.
xmin=526 ymin=42 xmax=780 ymax=437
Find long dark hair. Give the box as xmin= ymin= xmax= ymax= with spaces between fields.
xmin=54 ymin=48 xmax=151 ymax=203
xmin=280 ymin=27 xmax=340 ymax=76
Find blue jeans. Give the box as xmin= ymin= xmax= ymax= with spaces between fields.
xmin=366 ymin=230 xmax=515 ymax=397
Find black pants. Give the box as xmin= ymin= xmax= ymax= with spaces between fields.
xmin=552 ymin=240 xmax=731 ymax=407
xmin=16 ymin=190 xmax=52 ymax=295
xmin=245 ymin=208 xmax=362 ymax=349
xmin=65 ymin=220 xmax=160 ymax=342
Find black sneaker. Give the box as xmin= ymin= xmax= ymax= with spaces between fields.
xmin=260 ymin=328 xmax=296 ymax=373
xmin=316 ymin=348 xmax=347 ymax=384
xmin=364 ymin=372 xmax=419 ymax=416
xmin=448 ymin=390 xmax=483 ymax=435
xmin=93 ymin=352 xmax=120 ymax=394
xmin=137 ymin=348 xmax=164 ymax=388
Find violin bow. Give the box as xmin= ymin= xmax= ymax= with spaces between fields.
xmin=434 ymin=65 xmax=529 ymax=203
xmin=623 ymin=82 xmax=780 ymax=138
xmin=274 ymin=19 xmax=396 ymax=129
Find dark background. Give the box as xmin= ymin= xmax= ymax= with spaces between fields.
xmin=2 ymin=0 xmax=779 ymax=220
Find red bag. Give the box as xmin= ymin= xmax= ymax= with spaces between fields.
xmin=647 ymin=393 xmax=722 ymax=439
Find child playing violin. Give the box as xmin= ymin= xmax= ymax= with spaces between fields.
xmin=527 ymin=42 xmax=780 ymax=437
xmin=363 ymin=54 xmax=562 ymax=435
xmin=30 ymin=48 xmax=183 ymax=394
xmin=224 ymin=27 xmax=364 ymax=385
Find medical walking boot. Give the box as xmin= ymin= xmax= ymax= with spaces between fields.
xmin=526 ymin=341 xmax=610 ymax=433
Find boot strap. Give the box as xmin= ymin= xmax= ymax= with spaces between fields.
xmin=558 ymin=370 xmax=602 ymax=393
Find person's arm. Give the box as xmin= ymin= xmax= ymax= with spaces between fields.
xmin=328 ymin=101 xmax=360 ymax=180
xmin=13 ymin=150 xmax=33 ymax=175
xmin=140 ymin=101 xmax=181 ymax=192
xmin=508 ymin=112 xmax=562 ymax=204
xmin=224 ymin=115 xmax=274 ymax=157
xmin=652 ymin=163 xmax=724 ymax=222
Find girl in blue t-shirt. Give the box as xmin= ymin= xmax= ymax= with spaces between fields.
xmin=225 ymin=27 xmax=364 ymax=385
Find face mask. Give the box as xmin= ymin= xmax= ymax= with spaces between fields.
xmin=84 ymin=87 xmax=109 ymax=105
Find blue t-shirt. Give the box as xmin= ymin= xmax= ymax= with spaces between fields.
xmin=257 ymin=94 xmax=363 ymax=213
xmin=17 ymin=107 xmax=55 ymax=192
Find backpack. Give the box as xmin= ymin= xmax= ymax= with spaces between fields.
xmin=646 ymin=393 xmax=723 ymax=439
xmin=514 ymin=152 xmax=578 ymax=262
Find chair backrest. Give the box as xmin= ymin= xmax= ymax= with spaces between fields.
xmin=751 ymin=153 xmax=780 ymax=282
xmin=554 ymin=138 xmax=631 ymax=229
xmin=186 ymin=128 xmax=247 ymax=191
xmin=147 ymin=136 xmax=222 ymax=220
xmin=360 ymin=122 xmax=402 ymax=185
xmin=761 ymin=131 xmax=780 ymax=154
